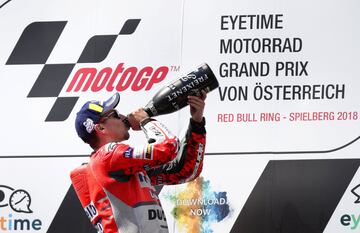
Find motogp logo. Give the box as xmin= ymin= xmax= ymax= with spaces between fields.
xmin=6 ymin=19 xmax=170 ymax=122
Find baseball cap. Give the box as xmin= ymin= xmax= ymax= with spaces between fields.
xmin=75 ymin=93 xmax=120 ymax=143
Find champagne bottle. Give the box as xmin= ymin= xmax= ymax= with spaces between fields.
xmin=144 ymin=63 xmax=219 ymax=117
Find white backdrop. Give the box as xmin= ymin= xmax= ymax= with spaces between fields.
xmin=0 ymin=0 xmax=359 ymax=232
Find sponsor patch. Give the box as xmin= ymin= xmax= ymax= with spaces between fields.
xmin=143 ymin=164 xmax=151 ymax=171
xmin=149 ymin=126 xmax=162 ymax=136
xmin=124 ymin=147 xmax=134 ymax=158
xmin=133 ymin=148 xmax=143 ymax=159
xmin=84 ymin=202 xmax=99 ymax=222
xmin=145 ymin=145 xmax=153 ymax=160
xmin=88 ymin=103 xmax=103 ymax=113
xmin=83 ymin=118 xmax=95 ymax=133
xmin=106 ymin=142 xmax=118 ymax=152
xmin=95 ymin=220 xmax=104 ymax=233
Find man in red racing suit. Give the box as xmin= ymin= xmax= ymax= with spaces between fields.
xmin=70 ymin=91 xmax=206 ymax=233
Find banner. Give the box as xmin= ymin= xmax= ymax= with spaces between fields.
xmin=0 ymin=0 xmax=359 ymax=232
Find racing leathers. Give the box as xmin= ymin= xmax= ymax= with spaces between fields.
xmin=70 ymin=118 xmax=206 ymax=233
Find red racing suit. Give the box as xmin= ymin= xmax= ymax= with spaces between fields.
xmin=70 ymin=118 xmax=206 ymax=233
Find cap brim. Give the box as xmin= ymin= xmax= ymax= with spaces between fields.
xmin=103 ymin=93 xmax=120 ymax=112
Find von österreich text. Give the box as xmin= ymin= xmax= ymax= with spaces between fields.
xmin=218 ymin=83 xmax=345 ymax=101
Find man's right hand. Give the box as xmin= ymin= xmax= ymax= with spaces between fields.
xmin=188 ymin=90 xmax=207 ymax=123
xmin=127 ymin=108 xmax=149 ymax=130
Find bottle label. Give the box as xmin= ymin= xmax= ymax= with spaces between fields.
xmin=149 ymin=105 xmax=158 ymax=116
xmin=165 ymin=73 xmax=209 ymax=102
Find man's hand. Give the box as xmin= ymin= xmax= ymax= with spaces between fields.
xmin=188 ymin=90 xmax=207 ymax=123
xmin=127 ymin=108 xmax=149 ymax=130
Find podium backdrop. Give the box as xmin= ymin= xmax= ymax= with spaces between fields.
xmin=0 ymin=0 xmax=359 ymax=232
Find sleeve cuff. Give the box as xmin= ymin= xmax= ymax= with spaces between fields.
xmin=189 ymin=117 xmax=206 ymax=134
xmin=140 ymin=117 xmax=156 ymax=127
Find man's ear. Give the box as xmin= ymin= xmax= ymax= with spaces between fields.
xmin=94 ymin=124 xmax=105 ymax=134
